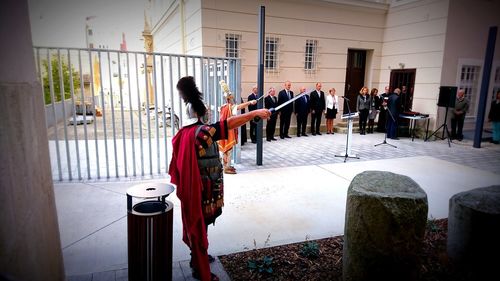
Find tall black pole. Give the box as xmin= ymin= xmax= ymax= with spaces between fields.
xmin=474 ymin=26 xmax=497 ymax=148
xmin=256 ymin=6 xmax=265 ymax=165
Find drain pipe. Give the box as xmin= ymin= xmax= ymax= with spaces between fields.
xmin=180 ymin=0 xmax=186 ymax=54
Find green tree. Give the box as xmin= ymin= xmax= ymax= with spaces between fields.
xmin=42 ymin=55 xmax=81 ymax=105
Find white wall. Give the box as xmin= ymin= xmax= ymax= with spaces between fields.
xmin=378 ymin=0 xmax=450 ymax=127
xmin=440 ymin=0 xmax=500 ymax=122
xmin=152 ymin=0 xmax=203 ymax=55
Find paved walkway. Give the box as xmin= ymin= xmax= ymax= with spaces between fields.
xmin=57 ymin=133 xmax=500 ymax=280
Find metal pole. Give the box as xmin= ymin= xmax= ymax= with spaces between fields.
xmin=144 ymin=53 xmax=152 ymax=175
xmin=135 ymin=53 xmax=144 ymax=176
xmin=256 ymin=6 xmax=265 ymax=165
xmin=474 ymin=26 xmax=497 ymax=148
xmin=153 ymin=55 xmax=160 ymax=174
xmin=127 ymin=53 xmax=137 ymax=176
xmin=68 ymin=49 xmax=82 ymax=180
xmin=177 ymin=57 xmax=183 ymax=125
xmin=160 ymin=55 xmax=168 ymax=173
xmin=118 ymin=52 xmax=128 ymax=177
xmin=168 ymin=56 xmax=175 ymax=135
xmin=57 ymin=49 xmax=72 ymax=180
xmin=88 ymin=50 xmax=100 ymax=179
xmin=47 ymin=50 xmax=62 ymax=181
xmin=78 ymin=50 xmax=91 ymax=179
xmin=98 ymin=51 xmax=110 ymax=178
xmin=107 ymin=51 xmax=119 ymax=177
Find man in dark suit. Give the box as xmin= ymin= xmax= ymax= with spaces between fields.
xmin=278 ymin=81 xmax=294 ymax=139
xmin=264 ymin=87 xmax=279 ymax=141
xmin=247 ymin=85 xmax=258 ymax=143
xmin=386 ymin=88 xmax=402 ymax=139
xmin=310 ymin=82 xmax=325 ymax=135
xmin=377 ymin=86 xmax=390 ymax=132
xmin=294 ymin=86 xmax=309 ymax=137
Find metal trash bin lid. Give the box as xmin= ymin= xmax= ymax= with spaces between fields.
xmin=127 ymin=183 xmax=175 ymax=199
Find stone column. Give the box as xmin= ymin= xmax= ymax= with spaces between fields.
xmin=0 ymin=0 xmax=65 ymax=280
xmin=343 ymin=171 xmax=428 ymax=281
xmin=447 ymin=185 xmax=500 ymax=278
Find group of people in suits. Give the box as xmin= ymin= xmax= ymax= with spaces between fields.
xmin=246 ymin=81 xmax=339 ymax=142
xmin=245 ymin=82 xmax=416 ymax=142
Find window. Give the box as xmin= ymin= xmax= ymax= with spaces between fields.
xmin=265 ymin=36 xmax=279 ymax=72
xmin=304 ymin=40 xmax=318 ymax=72
xmin=225 ymin=33 xmax=241 ymax=58
xmin=458 ymin=65 xmax=481 ymax=116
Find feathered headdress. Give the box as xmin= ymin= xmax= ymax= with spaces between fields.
xmin=219 ymin=80 xmax=233 ymax=98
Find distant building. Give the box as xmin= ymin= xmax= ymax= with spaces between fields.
xmin=150 ymin=0 xmax=500 ymax=130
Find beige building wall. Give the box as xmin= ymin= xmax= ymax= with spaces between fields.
xmin=152 ymin=0 xmax=203 ymax=55
xmin=440 ymin=0 xmax=500 ymax=121
xmin=200 ymin=0 xmax=387 ymax=113
xmin=378 ymin=0 xmax=450 ymax=128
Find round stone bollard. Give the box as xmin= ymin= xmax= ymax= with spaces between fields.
xmin=447 ymin=185 xmax=500 ymax=278
xmin=343 ymin=171 xmax=428 ymax=281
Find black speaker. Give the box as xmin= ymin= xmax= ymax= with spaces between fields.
xmin=437 ymin=86 xmax=457 ymax=107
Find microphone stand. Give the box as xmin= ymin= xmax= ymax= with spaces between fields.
xmin=335 ymin=96 xmax=360 ymax=162
xmin=374 ymin=103 xmax=397 ymax=148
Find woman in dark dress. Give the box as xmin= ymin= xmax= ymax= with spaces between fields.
xmin=367 ymin=88 xmax=381 ymax=134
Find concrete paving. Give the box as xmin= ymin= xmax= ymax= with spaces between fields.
xmin=56 ymin=132 xmax=500 ymax=280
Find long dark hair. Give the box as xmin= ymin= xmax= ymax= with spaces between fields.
xmin=176 ymin=76 xmax=206 ymax=117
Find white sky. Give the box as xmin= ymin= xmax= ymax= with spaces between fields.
xmin=28 ymin=0 xmax=147 ymax=51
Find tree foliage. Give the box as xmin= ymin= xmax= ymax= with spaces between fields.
xmin=42 ymin=55 xmax=81 ymax=104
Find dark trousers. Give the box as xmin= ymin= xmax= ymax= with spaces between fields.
xmin=266 ymin=116 xmax=277 ymax=140
xmin=359 ymin=109 xmax=369 ymax=133
xmin=250 ymin=121 xmax=257 ymax=142
xmin=377 ymin=109 xmax=387 ymax=132
xmin=451 ymin=115 xmax=465 ymax=139
xmin=311 ymin=110 xmax=322 ymax=134
xmin=279 ymin=112 xmax=292 ymax=138
xmin=296 ymin=113 xmax=308 ymax=135
xmin=387 ymin=118 xmax=398 ymax=138
xmin=241 ymin=124 xmax=247 ymax=145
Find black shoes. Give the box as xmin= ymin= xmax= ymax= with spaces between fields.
xmin=302 ymin=134 xmax=308 ymax=137
xmin=316 ymin=132 xmax=322 ymax=135
xmin=192 ymin=271 xmax=219 ymax=281
xmin=285 ymin=135 xmax=292 ymax=138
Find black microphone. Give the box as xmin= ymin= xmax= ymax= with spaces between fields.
xmin=340 ymin=96 xmax=350 ymax=101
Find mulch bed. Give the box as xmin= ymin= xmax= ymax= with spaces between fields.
xmin=219 ymin=219 xmax=472 ymax=281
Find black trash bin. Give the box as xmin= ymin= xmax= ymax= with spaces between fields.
xmin=127 ymin=183 xmax=175 ymax=281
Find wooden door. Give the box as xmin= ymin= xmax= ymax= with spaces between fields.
xmin=389 ymin=69 xmax=416 ymax=113
xmin=343 ymin=50 xmax=366 ymax=113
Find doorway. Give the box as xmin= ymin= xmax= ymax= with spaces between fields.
xmin=389 ymin=69 xmax=416 ymax=112
xmin=343 ymin=49 xmax=366 ymax=113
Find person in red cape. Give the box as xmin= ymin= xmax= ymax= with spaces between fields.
xmin=169 ymin=76 xmax=270 ymax=281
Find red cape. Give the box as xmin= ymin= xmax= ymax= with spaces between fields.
xmin=169 ymin=125 xmax=211 ymax=280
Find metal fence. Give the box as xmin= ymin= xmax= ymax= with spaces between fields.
xmin=34 ymin=47 xmax=241 ymax=181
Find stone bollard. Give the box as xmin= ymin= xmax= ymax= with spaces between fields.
xmin=343 ymin=171 xmax=428 ymax=281
xmin=447 ymin=185 xmax=500 ymax=279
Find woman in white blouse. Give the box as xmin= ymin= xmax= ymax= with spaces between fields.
xmin=325 ymin=88 xmax=339 ymax=134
